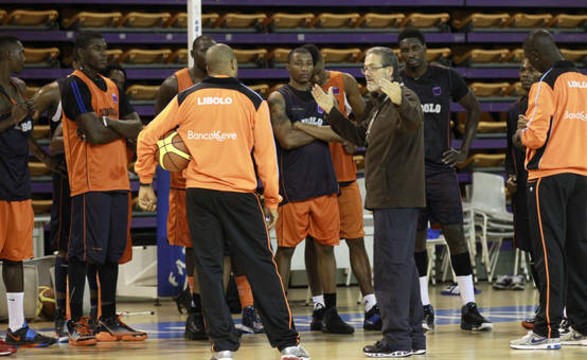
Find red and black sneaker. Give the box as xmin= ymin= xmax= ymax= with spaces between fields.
xmin=521 ymin=317 xmax=535 ymax=330
xmin=0 ymin=340 xmax=16 ymax=356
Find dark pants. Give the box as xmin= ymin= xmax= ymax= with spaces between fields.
xmin=50 ymin=167 xmax=71 ymax=253
xmin=186 ymin=188 xmax=299 ymax=352
xmin=528 ymin=174 xmax=587 ymax=338
xmin=373 ymin=208 xmax=425 ymax=351
xmin=68 ymin=191 xmax=128 ymax=264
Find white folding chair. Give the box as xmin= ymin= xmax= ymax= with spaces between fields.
xmin=469 ymin=172 xmax=514 ymax=281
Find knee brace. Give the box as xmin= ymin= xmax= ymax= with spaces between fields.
xmin=442 ymin=224 xmax=469 ymax=255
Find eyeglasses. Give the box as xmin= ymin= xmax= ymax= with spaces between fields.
xmin=360 ymin=65 xmax=390 ymax=75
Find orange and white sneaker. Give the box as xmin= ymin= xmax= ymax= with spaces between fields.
xmin=95 ymin=315 xmax=147 ymax=342
xmin=66 ymin=318 xmax=97 ymax=346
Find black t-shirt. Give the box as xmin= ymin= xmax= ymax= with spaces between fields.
xmin=0 ymin=80 xmax=33 ymax=201
xmin=61 ymin=73 xmax=134 ymax=121
xmin=276 ymin=84 xmax=338 ymax=203
xmin=401 ymin=64 xmax=469 ymax=166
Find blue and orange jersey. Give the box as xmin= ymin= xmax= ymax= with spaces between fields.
xmin=401 ymin=64 xmax=469 ymax=167
xmin=169 ymin=67 xmax=194 ymax=190
xmin=324 ymin=71 xmax=357 ymax=183
xmin=276 ymin=84 xmax=338 ymax=203
xmin=521 ymin=61 xmax=587 ymax=179
xmin=0 ymin=78 xmax=33 ymax=201
xmin=61 ymin=70 xmax=130 ymax=196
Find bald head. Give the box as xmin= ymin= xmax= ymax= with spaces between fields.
xmin=206 ymin=43 xmax=237 ymax=77
xmin=524 ymin=29 xmax=564 ymax=73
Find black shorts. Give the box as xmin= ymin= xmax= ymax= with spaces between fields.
xmin=50 ymin=169 xmax=71 ymax=253
xmin=68 ymin=191 xmax=129 ymax=264
xmin=418 ymin=166 xmax=464 ymax=229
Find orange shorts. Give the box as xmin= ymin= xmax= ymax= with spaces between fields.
xmin=119 ymin=193 xmax=133 ymax=265
xmin=0 ymin=200 xmax=34 ymax=261
xmin=276 ymin=194 xmax=340 ymax=248
xmin=338 ymin=181 xmax=364 ymax=240
xmin=167 ymin=188 xmax=192 ymax=248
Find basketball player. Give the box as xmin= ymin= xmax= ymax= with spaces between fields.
xmin=398 ymin=28 xmax=492 ymax=332
xmin=0 ymin=35 xmax=57 ymax=349
xmin=156 ymin=35 xmax=264 ymax=337
xmin=136 ymin=43 xmax=310 ymax=360
xmin=511 ymin=29 xmax=587 ymax=350
xmin=32 ymin=61 xmax=135 ymax=338
xmin=59 ymin=31 xmax=145 ymax=345
xmin=269 ymin=47 xmax=354 ymax=334
xmin=505 ymin=58 xmax=542 ymax=327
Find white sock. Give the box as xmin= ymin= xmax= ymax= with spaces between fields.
xmin=362 ymin=294 xmax=377 ymax=312
xmin=457 ymin=275 xmax=475 ymax=305
xmin=312 ymin=295 xmax=325 ymax=309
xmin=7 ymin=292 xmax=25 ymax=332
xmin=419 ymin=276 xmax=431 ymax=306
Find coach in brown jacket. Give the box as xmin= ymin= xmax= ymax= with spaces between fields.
xmin=312 ymin=46 xmax=426 ymax=357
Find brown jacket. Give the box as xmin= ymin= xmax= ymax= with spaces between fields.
xmin=327 ymin=88 xmax=425 ymax=210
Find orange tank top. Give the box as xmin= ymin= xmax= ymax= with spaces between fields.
xmin=323 ymin=71 xmax=357 ymax=182
xmin=62 ymin=70 xmax=130 ymax=196
xmin=170 ymin=68 xmax=194 ymax=189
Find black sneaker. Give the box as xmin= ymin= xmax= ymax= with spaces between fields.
xmin=5 ymin=324 xmax=57 ymax=348
xmin=89 ymin=306 xmax=98 ymax=330
xmin=175 ymin=288 xmax=192 ymax=315
xmin=55 ymin=308 xmax=67 ymax=338
xmin=184 ymin=312 xmax=207 ymax=340
xmin=66 ymin=318 xmax=97 ymax=346
xmin=95 ymin=315 xmax=147 ymax=342
xmin=422 ymin=304 xmax=435 ymax=332
xmin=321 ymin=307 xmax=354 ymax=334
xmin=240 ymin=305 xmax=265 ymax=334
xmin=559 ymin=317 xmax=571 ymax=335
xmin=363 ymin=341 xmax=412 ymax=358
xmin=363 ymin=305 xmax=382 ymax=331
xmin=461 ymin=302 xmax=493 ymax=331
xmin=310 ymin=304 xmax=326 ymax=331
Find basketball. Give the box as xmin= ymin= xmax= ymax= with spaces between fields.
xmin=155 ymin=130 xmax=191 ymax=172
xmin=37 ymin=286 xmax=56 ymax=320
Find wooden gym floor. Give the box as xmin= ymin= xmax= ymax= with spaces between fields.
xmin=3 ymin=283 xmax=583 ymax=359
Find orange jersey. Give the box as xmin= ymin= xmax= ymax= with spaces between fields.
xmin=522 ymin=61 xmax=587 ymax=179
xmin=135 ymin=76 xmax=282 ymax=208
xmin=170 ymin=68 xmax=194 ymax=189
xmin=324 ymin=71 xmax=357 ymax=182
xmin=62 ymin=70 xmax=130 ymax=196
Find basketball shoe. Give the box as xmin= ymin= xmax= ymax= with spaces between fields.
xmin=95 ymin=315 xmax=147 ymax=342
xmin=510 ymin=331 xmax=560 ymax=350
xmin=66 ymin=317 xmax=96 ymax=346
xmin=461 ymin=302 xmax=493 ymax=331
xmin=5 ymin=323 xmax=56 ymax=347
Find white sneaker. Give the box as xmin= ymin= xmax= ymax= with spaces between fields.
xmin=281 ymin=345 xmax=310 ymax=360
xmin=561 ymin=328 xmax=587 ymax=346
xmin=510 ymin=275 xmax=525 ymax=290
xmin=493 ymin=275 xmax=512 ymax=290
xmin=510 ymin=331 xmax=561 ymax=350
xmin=210 ymin=350 xmax=234 ymax=360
